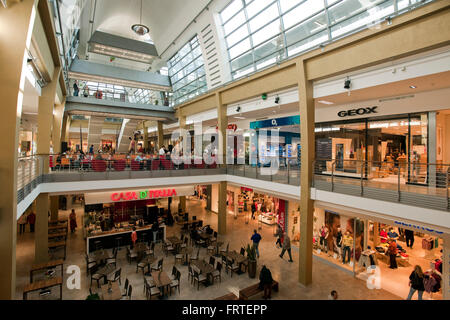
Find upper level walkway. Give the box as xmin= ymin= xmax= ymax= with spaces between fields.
xmin=18 ymin=155 xmax=449 ymax=217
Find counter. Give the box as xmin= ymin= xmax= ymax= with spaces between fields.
xmin=86 ymin=224 xmax=166 ymax=253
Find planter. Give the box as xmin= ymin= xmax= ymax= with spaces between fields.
xmin=248 ymin=259 xmax=257 ymax=278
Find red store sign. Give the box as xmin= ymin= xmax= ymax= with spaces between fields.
xmin=111 ymin=188 xmax=177 ymax=202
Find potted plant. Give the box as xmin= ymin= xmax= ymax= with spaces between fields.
xmin=246 ymin=244 xmax=257 ymax=278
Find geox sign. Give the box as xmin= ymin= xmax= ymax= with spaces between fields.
xmin=338 ymin=106 xmax=378 ymax=118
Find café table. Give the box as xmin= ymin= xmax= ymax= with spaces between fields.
xmin=141 ymin=256 xmax=157 ymax=275
xmin=89 ymin=249 xmax=110 ymax=265
xmin=151 ymin=271 xmax=172 ymax=299
xmin=167 ymin=236 xmax=183 ymax=253
xmin=191 ymin=260 xmax=215 ymax=285
xmin=223 ymin=251 xmax=248 ymax=275
xmin=213 ymin=241 xmax=224 ymax=257
xmin=180 ymin=247 xmax=193 ymax=265
xmin=96 ymin=264 xmax=116 ymax=284
xmin=100 ymin=282 xmax=122 ymax=300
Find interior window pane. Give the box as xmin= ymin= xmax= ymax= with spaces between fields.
xmin=229 ymin=38 xmax=251 ymax=59
xmin=248 ymin=3 xmax=278 ymax=33
xmin=231 ymin=52 xmax=254 ymax=72
xmin=246 ymin=0 xmax=274 ymax=18
xmin=226 ymin=24 xmax=249 ymax=47
xmin=221 ymin=0 xmax=244 ymax=23
xmin=232 ymin=65 xmax=255 ymax=79
xmin=285 ymin=12 xmax=328 ymax=46
xmin=279 ymin=0 xmax=303 ymax=13
xmin=287 ymin=29 xmax=328 ymax=56
xmin=251 ymin=19 xmax=281 ymax=46
xmin=330 ymin=0 xmax=395 ymax=39
xmin=282 ymin=0 xmax=325 ymax=29
xmin=224 ymin=11 xmax=246 ymax=35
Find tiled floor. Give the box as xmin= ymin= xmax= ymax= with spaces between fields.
xmin=15 ymin=198 xmax=401 ymax=300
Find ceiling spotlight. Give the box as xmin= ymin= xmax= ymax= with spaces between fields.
xmin=275 ymin=96 xmax=280 ymax=104
xmin=344 ymin=78 xmax=351 ymax=90
xmin=236 ymin=106 xmax=241 ymax=112
xmin=409 ymin=85 xmax=417 ymax=89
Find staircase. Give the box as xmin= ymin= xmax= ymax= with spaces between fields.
xmin=117 ymin=119 xmax=140 ymax=153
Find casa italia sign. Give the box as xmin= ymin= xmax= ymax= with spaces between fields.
xmin=83 ymin=186 xmax=195 ymax=205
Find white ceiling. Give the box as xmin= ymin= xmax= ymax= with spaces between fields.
xmin=79 ymin=0 xmax=210 ymax=62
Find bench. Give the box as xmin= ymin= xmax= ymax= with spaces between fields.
xmin=214 ymin=293 xmax=238 ymax=300
xmin=239 ymin=280 xmax=279 ymax=300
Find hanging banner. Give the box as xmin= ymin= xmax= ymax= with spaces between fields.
xmin=84 ymin=186 xmax=194 ymax=205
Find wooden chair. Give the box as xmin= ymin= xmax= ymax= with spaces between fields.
xmin=146 ymin=282 xmax=161 ymax=300
xmin=121 ymin=285 xmax=132 ymax=300
xmin=145 ymin=242 xmax=155 ymax=258
xmin=85 ymin=254 xmax=97 ymax=276
xmin=226 ymin=258 xmax=239 ymax=277
xmin=121 ymin=278 xmax=129 ymax=297
xmin=90 ymin=272 xmax=105 ymax=288
xmin=192 ymin=270 xmax=207 ymax=290
xmin=107 ymin=268 xmax=121 ymax=285
xmin=220 ymin=243 xmax=229 ymax=255
xmin=169 ymin=271 xmax=181 ymax=295
xmin=189 ymin=249 xmax=200 ymax=263
xmin=212 ymin=262 xmax=222 ymax=284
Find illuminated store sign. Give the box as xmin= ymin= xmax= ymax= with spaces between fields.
xmin=337 ymin=106 xmax=378 ymax=118
xmin=394 ymin=221 xmax=444 ymax=235
xmin=84 ymin=186 xmax=194 ymax=205
xmin=111 ymin=189 xmax=177 ymax=202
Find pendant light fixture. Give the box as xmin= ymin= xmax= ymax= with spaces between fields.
xmin=131 ymin=0 xmax=149 ymax=36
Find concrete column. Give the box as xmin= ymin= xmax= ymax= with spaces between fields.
xmin=297 ymin=61 xmax=315 ymax=287
xmin=142 ymin=121 xmax=149 ymax=150
xmin=50 ymin=196 xmax=59 ymax=221
xmin=218 ymin=181 xmax=227 ymax=235
xmin=180 ymin=196 xmax=186 ymax=213
xmin=35 ymin=193 xmax=49 ymax=264
xmin=157 ymin=121 xmax=164 ymax=149
xmin=52 ymin=101 xmax=65 ymax=154
xmin=373 ymin=222 xmax=380 ymax=247
xmin=216 ymin=93 xmax=227 ymax=165
xmin=363 ymin=219 xmax=369 ymax=250
xmin=443 ymin=236 xmax=449 ymax=300
xmin=428 ymin=112 xmax=437 ymax=187
xmin=37 ymin=66 xmax=61 ymax=173
xmin=61 ymin=114 xmax=71 ymax=144
xmin=0 ymin=0 xmax=37 ymax=300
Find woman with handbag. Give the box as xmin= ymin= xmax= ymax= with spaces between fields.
xmin=407 ymin=265 xmax=425 ymax=300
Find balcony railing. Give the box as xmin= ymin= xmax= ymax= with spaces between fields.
xmin=16 ymin=155 xmax=449 ymax=211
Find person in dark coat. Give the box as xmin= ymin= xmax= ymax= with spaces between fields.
xmin=407 ymin=265 xmax=425 ymax=300
xmin=404 ymin=229 xmax=415 ymax=248
xmin=259 ymin=265 xmax=273 ymax=299
xmin=27 ymin=211 xmax=36 ymax=232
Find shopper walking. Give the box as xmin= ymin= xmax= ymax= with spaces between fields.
xmin=405 ymin=229 xmax=415 ymax=249
xmin=73 ymin=81 xmax=79 ymax=96
xmin=328 ymin=290 xmax=338 ymax=300
xmin=27 ymin=211 xmax=36 ymax=233
xmin=251 ymin=201 xmax=256 ymax=220
xmin=407 ymin=265 xmax=425 ymax=300
xmin=251 ymin=229 xmax=262 ymax=258
xmin=151 ymin=220 xmax=159 ymax=243
xmin=18 ymin=212 xmax=28 ymax=234
xmin=259 ymin=265 xmax=273 ymax=299
xmin=131 ymin=226 xmax=137 ymax=249
xmin=279 ymin=233 xmax=293 ymax=262
xmin=342 ymin=231 xmax=353 ymax=264
xmin=275 ymin=224 xmax=283 ymax=248
xmin=388 ymin=239 xmax=398 ymax=269
xmin=69 ymin=209 xmax=77 ymax=233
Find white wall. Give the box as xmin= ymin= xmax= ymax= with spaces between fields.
xmin=211 ymin=183 xmax=219 ymax=213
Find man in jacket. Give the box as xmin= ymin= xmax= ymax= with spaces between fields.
xmin=250 ymin=229 xmax=262 ymax=258
xmin=405 ymin=229 xmax=415 ymax=248
xmin=259 ymin=265 xmax=273 ymax=299
xmin=27 ymin=211 xmax=36 ymax=232
xmin=279 ymin=233 xmax=293 ymax=262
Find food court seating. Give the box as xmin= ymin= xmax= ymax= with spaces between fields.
xmin=114 ymin=159 xmax=126 ymax=171
xmin=151 ymin=159 xmax=160 ymax=170
xmin=161 ymin=159 xmax=174 ymax=170
xmin=92 ymin=160 xmax=106 ymax=172
xmin=131 ymin=160 xmax=141 ymax=171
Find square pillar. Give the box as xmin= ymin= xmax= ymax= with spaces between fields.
xmin=297 ymin=61 xmax=315 ymax=287
xmin=157 ymin=121 xmax=164 ymax=149
xmin=218 ymin=181 xmax=227 ymax=235
xmin=35 ymin=193 xmax=49 ymax=264
xmin=52 ymin=102 xmax=65 ymax=154
xmin=443 ymin=236 xmax=449 ymax=300
xmin=0 ymin=0 xmax=37 ymax=300
xmin=50 ymin=195 xmax=59 ymax=221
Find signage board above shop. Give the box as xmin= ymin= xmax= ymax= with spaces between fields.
xmin=84 ymin=186 xmax=195 ymax=205
xmin=250 ymin=115 xmax=300 ymax=129
xmin=337 ymin=106 xmax=378 ymax=118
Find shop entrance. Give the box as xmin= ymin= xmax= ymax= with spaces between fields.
xmin=311 ymin=207 xmax=444 ymax=300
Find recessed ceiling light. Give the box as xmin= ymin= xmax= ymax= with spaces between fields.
xmin=409 ymin=85 xmax=417 ymax=89
xmin=234 ymin=116 xmax=246 ymax=120
xmin=318 ymin=100 xmax=334 ymax=105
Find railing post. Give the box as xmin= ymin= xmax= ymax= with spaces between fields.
xmin=28 ymin=158 xmax=32 ymax=190
xmin=331 ymin=160 xmax=335 ymax=192
xmin=446 ymin=167 xmax=449 ymax=210
xmin=287 ymin=161 xmax=290 ymax=185
xmin=398 ymin=162 xmax=401 ymax=202
xmin=360 ymin=160 xmax=364 ymax=196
